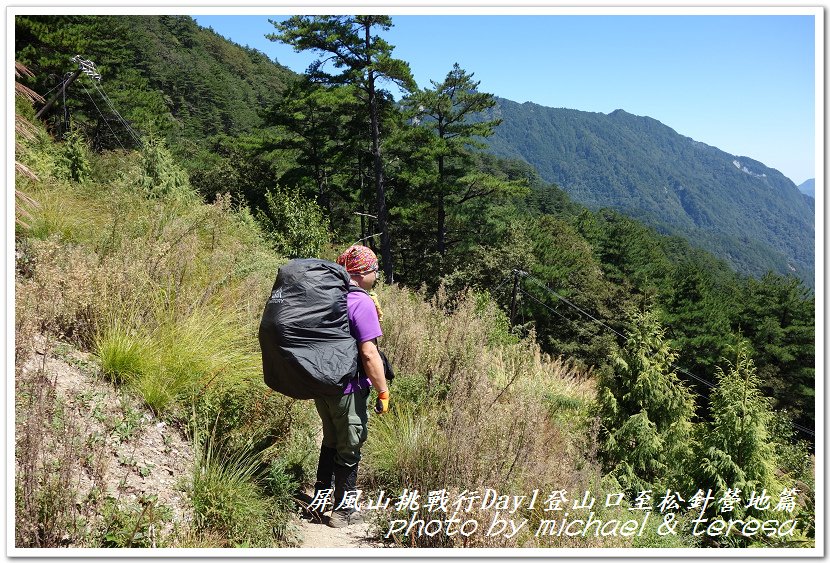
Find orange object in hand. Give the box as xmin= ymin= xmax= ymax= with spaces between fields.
xmin=374 ymin=390 xmax=390 ymax=414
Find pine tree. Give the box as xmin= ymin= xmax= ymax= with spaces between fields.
xmin=269 ymin=15 xmax=415 ymax=282
xmin=736 ymin=273 xmax=814 ymax=432
xmin=265 ymin=78 xmax=356 ymax=218
xmin=402 ymin=63 xmax=503 ymax=259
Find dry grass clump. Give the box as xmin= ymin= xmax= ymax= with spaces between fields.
xmin=16 ymin=238 xmax=141 ymax=352
xmin=15 ymin=148 xmax=305 ymax=547
xmin=364 ymin=284 xmax=603 ymax=547
xmin=15 ymin=361 xmax=86 ymax=547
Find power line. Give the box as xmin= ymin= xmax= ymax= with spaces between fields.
xmin=516 ymin=283 xmax=710 ymax=401
xmin=42 ymin=73 xmax=73 ymax=98
xmin=491 ymin=273 xmax=516 ymax=297
xmin=792 ymin=423 xmax=816 ymax=437
xmin=523 ymin=273 xmax=627 ymax=340
xmin=517 ymin=286 xmax=573 ymax=325
xmin=506 ymin=270 xmax=815 ymax=438
xmin=78 ymin=79 xmax=127 ymax=151
xmin=92 ymin=80 xmax=142 ymax=146
xmin=35 ymin=55 xmax=143 ymax=148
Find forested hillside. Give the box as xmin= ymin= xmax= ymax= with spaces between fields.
xmin=481 ymin=99 xmax=815 ymax=286
xmin=15 ymin=14 xmax=816 ymax=550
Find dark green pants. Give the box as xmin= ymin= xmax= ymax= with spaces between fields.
xmin=314 ymin=387 xmax=369 ymax=467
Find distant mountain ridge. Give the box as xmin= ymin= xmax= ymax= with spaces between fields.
xmin=480 ymin=98 xmax=814 ymax=285
xmin=798 ymin=179 xmax=815 ymax=198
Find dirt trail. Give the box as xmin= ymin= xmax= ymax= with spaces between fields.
xmin=296 ymin=516 xmax=381 ymax=548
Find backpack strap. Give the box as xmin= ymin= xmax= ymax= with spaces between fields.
xmin=347 ymin=285 xmax=369 ymax=296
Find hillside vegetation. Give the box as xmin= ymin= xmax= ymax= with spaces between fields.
xmin=14 ymin=120 xmax=603 ymax=548
xmin=482 ymin=100 xmax=815 ymax=286
xmin=15 ymin=14 xmax=816 ymax=550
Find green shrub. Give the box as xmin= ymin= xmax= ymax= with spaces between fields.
xmin=58 ymin=130 xmax=92 ymax=184
xmin=139 ymin=135 xmax=194 ymax=201
xmin=256 ymin=188 xmax=330 ymax=258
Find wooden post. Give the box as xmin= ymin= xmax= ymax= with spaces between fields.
xmin=35 ymin=69 xmax=82 ymax=120
xmin=509 ymin=270 xmax=519 ymax=326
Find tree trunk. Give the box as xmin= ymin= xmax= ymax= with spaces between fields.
xmin=358 ymin=152 xmax=366 ymax=244
xmin=437 ymin=154 xmax=446 ymax=257
xmin=365 ymin=23 xmax=393 ymax=283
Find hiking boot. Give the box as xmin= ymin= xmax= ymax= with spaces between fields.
xmin=327 ymin=508 xmax=364 ymax=528
xmin=304 ymin=495 xmax=328 ymax=522
xmin=327 ymin=462 xmax=362 ymax=528
xmin=314 ymin=445 xmax=337 ymax=491
xmin=304 ymin=445 xmax=336 ymax=521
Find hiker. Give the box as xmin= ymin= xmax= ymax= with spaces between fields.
xmin=312 ymin=244 xmax=390 ymax=528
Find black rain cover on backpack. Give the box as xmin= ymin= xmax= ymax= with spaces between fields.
xmin=258 ymin=258 xmax=358 ymax=399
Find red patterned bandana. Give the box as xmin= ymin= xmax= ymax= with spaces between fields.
xmin=337 ymin=245 xmax=378 ymax=275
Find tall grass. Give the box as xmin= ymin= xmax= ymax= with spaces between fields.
xmin=15 ymin=138 xmax=305 ymax=546
xmin=97 ymin=306 xmax=261 ymax=415
xmin=188 ymin=425 xmax=291 ymax=547
xmin=362 ymin=284 xmax=602 ymax=547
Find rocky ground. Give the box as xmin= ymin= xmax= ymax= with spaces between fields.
xmin=17 ymin=335 xmax=195 ymax=545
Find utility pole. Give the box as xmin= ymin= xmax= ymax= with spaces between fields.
xmin=35 ymin=69 xmax=81 ymax=120
xmin=509 ymin=269 xmax=520 ymax=326
xmin=35 ymin=55 xmax=100 ymax=120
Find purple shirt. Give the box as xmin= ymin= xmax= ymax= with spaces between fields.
xmin=342 ymin=289 xmax=382 ymax=394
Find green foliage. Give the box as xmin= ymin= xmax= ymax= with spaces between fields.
xmin=57 ymin=130 xmax=92 ymax=183
xmin=735 ymin=273 xmax=815 ymax=430
xmin=660 ymin=256 xmax=739 ymax=384
xmin=139 ymin=135 xmax=194 ymax=200
xmin=523 ymin=215 xmax=620 ymax=366
xmin=16 ymin=15 xmax=292 ymax=155
xmin=693 ymin=342 xmax=777 ymax=496
xmin=597 ymin=309 xmax=696 ymax=493
xmin=269 ymin=15 xmax=415 ymax=92
xmin=97 ymin=496 xmax=171 ymax=547
xmin=256 ymin=187 xmax=330 ymax=258
xmin=686 ymin=342 xmax=815 ymax=547
xmin=264 ymin=79 xmax=361 ymax=217
xmin=190 ymin=434 xmax=278 ymax=547
xmin=401 ymin=63 xmax=506 ymax=258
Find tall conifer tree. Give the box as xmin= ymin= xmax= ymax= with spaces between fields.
xmin=269 ymin=15 xmax=415 ymax=281
xmin=403 ymin=63 xmax=502 ymax=259
xmin=694 ymin=342 xmax=778 ymax=497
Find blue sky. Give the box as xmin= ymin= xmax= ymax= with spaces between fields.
xmin=192 ymin=13 xmax=817 ymax=185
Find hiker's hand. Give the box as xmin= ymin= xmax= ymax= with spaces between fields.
xmin=374 ymin=390 xmax=389 ymax=414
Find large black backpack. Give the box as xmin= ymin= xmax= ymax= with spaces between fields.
xmin=258 ymin=258 xmax=365 ymax=399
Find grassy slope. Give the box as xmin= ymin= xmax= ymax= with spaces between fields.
xmin=16 ymin=123 xmax=643 ymax=547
